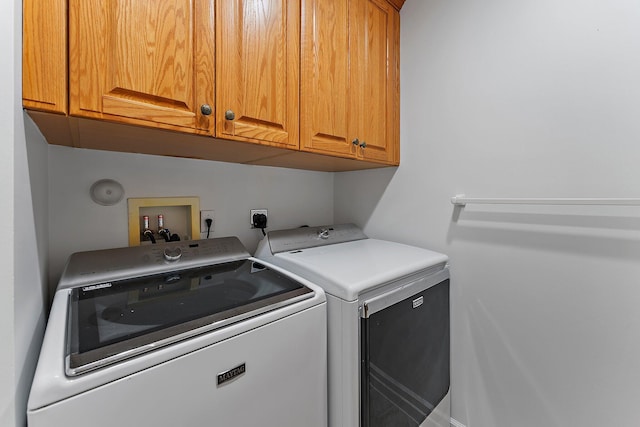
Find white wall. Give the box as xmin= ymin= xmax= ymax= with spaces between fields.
xmin=15 ymin=117 xmax=49 ymax=427
xmin=4 ymin=0 xmax=50 ymax=425
xmin=48 ymin=146 xmax=334 ymax=288
xmin=1 ymin=0 xmax=17 ymax=423
xmin=335 ymin=0 xmax=640 ymax=426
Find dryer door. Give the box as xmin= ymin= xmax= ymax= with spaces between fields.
xmin=360 ymin=277 xmax=450 ymax=427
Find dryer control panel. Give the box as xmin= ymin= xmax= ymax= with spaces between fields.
xmin=259 ymin=223 xmax=368 ymax=255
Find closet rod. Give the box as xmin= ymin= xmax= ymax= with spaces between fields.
xmin=451 ymin=194 xmax=640 ymax=207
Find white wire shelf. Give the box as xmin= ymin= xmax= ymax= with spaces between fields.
xmin=451 ymin=194 xmax=640 ymax=207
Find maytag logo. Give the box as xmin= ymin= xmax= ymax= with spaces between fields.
xmin=82 ymin=283 xmax=112 ymax=292
xmin=412 ymin=296 xmax=424 ymax=309
xmin=217 ymin=363 xmax=246 ymax=386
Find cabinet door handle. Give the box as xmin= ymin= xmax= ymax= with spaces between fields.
xmin=200 ymin=104 xmax=212 ymax=116
xmin=352 ymin=138 xmax=360 ymax=146
xmin=359 ymin=141 xmax=367 ymax=149
xmin=225 ymin=110 xmax=236 ymax=120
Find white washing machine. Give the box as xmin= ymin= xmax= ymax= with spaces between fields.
xmin=28 ymin=237 xmax=327 ymax=427
xmin=256 ymin=224 xmax=450 ymax=427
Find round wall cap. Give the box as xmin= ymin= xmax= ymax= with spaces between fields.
xmin=90 ymin=179 xmax=125 ymax=206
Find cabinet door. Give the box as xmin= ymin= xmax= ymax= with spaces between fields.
xmin=300 ymin=0 xmax=356 ymax=157
xmin=301 ymin=0 xmax=399 ymax=164
xmin=216 ymin=0 xmax=299 ymax=148
xmin=352 ymin=0 xmax=400 ymax=164
xmin=23 ymin=0 xmax=67 ymax=113
xmin=69 ymin=0 xmax=215 ymax=134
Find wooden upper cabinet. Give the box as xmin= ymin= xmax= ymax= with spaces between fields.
xmin=69 ymin=0 xmax=215 ymax=134
xmin=24 ymin=0 xmax=400 ymax=170
xmin=23 ymin=0 xmax=67 ymax=114
xmin=300 ymin=0 xmax=400 ymax=165
xmin=215 ymin=0 xmax=299 ymax=148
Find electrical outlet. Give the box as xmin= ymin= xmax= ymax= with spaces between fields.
xmin=250 ymin=209 xmax=268 ymax=228
xmin=200 ymin=210 xmax=214 ymax=236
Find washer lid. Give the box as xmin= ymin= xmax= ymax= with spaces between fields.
xmin=66 ymin=259 xmax=313 ymax=376
xmin=271 ymin=239 xmax=449 ymax=301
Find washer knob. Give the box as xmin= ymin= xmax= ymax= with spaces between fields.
xmin=318 ymin=228 xmax=330 ymax=239
xmin=163 ymin=246 xmax=182 ymax=262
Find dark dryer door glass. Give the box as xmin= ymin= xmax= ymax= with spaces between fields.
xmin=361 ymin=279 xmax=449 ymax=427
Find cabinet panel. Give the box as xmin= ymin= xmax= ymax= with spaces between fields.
xmin=301 ymin=0 xmax=399 ymax=165
xmin=353 ymin=0 xmax=399 ymax=164
xmin=216 ymin=0 xmax=299 ymax=148
xmin=23 ymin=0 xmax=67 ymax=113
xmin=300 ymin=0 xmax=355 ymax=157
xmin=69 ymin=0 xmax=214 ymax=133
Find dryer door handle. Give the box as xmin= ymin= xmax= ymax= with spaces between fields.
xmin=360 ymin=267 xmax=449 ymax=318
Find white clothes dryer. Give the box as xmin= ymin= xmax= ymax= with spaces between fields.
xmin=256 ymin=224 xmax=450 ymax=427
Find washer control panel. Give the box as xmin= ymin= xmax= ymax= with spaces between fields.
xmin=58 ymin=237 xmax=251 ymax=290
